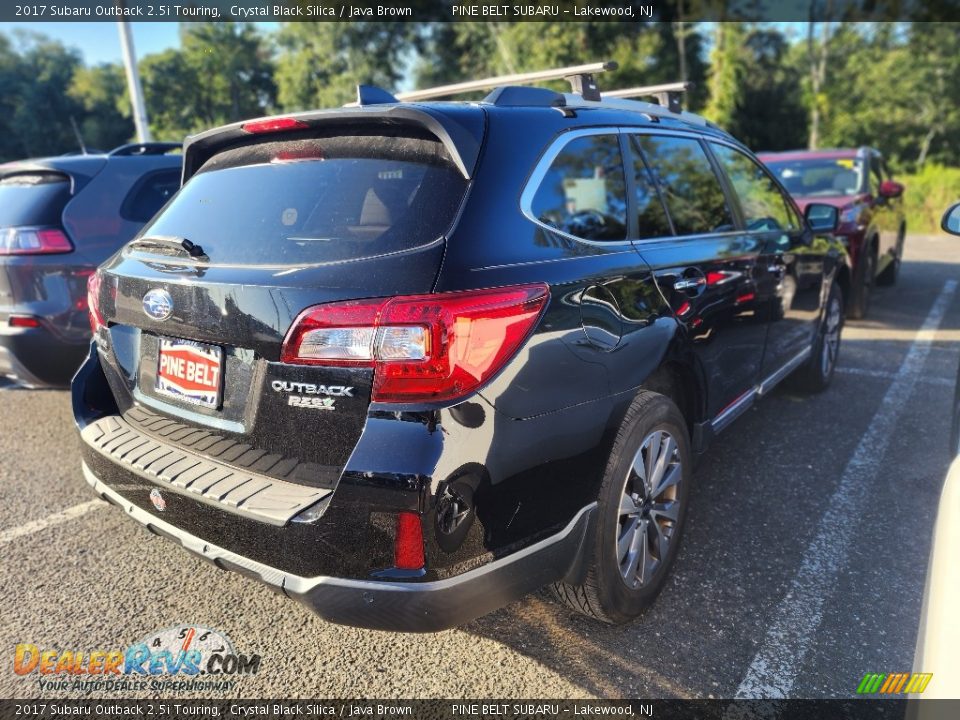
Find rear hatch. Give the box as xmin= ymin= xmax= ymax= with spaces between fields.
xmin=92 ymin=121 xmax=474 ymax=488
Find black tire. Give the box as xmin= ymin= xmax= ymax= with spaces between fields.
xmin=552 ymin=391 xmax=692 ymax=624
xmin=876 ymin=228 xmax=905 ymax=287
xmin=790 ymin=282 xmax=843 ymax=394
xmin=848 ymin=246 xmax=875 ymax=319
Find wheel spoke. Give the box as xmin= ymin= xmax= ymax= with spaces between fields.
xmin=619 ymin=492 xmax=638 ymax=516
xmin=651 ymin=462 xmax=681 ymax=499
xmin=644 ymin=431 xmax=661 ymax=483
xmin=618 ymin=516 xmax=639 ymax=561
xmin=650 ymin=499 xmax=679 ymax=523
xmin=633 ymin=520 xmax=653 ymax=585
xmin=649 ymin=435 xmax=675 ymax=492
xmin=651 ymin=517 xmax=669 ymax=561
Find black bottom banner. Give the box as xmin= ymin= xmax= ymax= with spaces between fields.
xmin=1 ymin=700 xmax=959 ymax=720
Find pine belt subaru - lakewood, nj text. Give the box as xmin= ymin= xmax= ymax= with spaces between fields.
xmin=73 ymin=67 xmax=849 ymax=631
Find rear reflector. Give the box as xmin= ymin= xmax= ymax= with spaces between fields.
xmin=241 ymin=117 xmax=309 ymax=134
xmin=8 ymin=316 xmax=40 ymax=328
xmin=0 ymin=227 xmax=72 ymax=255
xmin=281 ymin=284 xmax=550 ymax=403
xmin=87 ymin=272 xmax=104 ymax=334
xmin=394 ymin=512 xmax=425 ymax=570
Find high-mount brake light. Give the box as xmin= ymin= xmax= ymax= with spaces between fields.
xmin=241 ymin=117 xmax=309 ymax=134
xmin=281 ymin=284 xmax=550 ymax=403
xmin=0 ymin=227 xmax=73 ymax=255
xmin=87 ymin=272 xmax=104 ymax=334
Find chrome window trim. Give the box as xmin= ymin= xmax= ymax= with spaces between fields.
xmin=519 ymin=125 xmax=775 ymax=249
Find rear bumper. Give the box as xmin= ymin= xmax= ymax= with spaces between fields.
xmin=0 ymin=324 xmax=88 ymax=387
xmin=83 ymin=462 xmax=595 ymax=632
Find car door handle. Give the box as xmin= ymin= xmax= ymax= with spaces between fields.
xmin=673 ymin=277 xmax=706 ymax=292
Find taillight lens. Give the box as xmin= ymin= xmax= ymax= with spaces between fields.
xmin=281 ymin=284 xmax=550 ymax=403
xmin=87 ymin=272 xmax=104 ymax=334
xmin=0 ymin=226 xmax=73 ymax=255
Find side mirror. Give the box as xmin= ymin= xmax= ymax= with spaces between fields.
xmin=805 ymin=203 xmax=839 ymax=233
xmin=879 ymin=180 xmax=905 ymax=199
xmin=942 ymin=202 xmax=960 ymax=236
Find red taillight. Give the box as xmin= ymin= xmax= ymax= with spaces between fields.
xmin=0 ymin=227 xmax=73 ymax=255
xmin=8 ymin=316 xmax=40 ymax=328
xmin=394 ymin=512 xmax=424 ymax=570
xmin=241 ymin=117 xmax=308 ymax=134
xmin=281 ymin=284 xmax=550 ymax=403
xmin=87 ymin=272 xmax=104 ymax=334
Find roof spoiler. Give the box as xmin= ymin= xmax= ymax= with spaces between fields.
xmin=181 ymin=106 xmax=484 ymax=181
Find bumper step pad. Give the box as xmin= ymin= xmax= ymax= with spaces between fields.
xmin=81 ymin=415 xmax=331 ymax=526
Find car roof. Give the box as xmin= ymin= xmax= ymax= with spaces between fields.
xmin=182 ymin=96 xmax=740 ymax=184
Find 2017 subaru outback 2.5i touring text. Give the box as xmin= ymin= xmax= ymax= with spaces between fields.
xmin=73 ymin=71 xmax=848 ymax=631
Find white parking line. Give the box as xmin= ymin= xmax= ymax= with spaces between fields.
xmin=836 ymin=366 xmax=955 ymax=388
xmin=735 ymin=278 xmax=958 ymax=699
xmin=0 ymin=499 xmax=107 ymax=546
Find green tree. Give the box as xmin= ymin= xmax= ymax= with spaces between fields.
xmin=68 ymin=63 xmax=133 ymax=151
xmin=413 ymin=22 xmax=708 ymax=111
xmin=1 ymin=31 xmax=86 ymax=159
xmin=140 ymin=22 xmax=275 ymax=141
xmin=274 ymin=22 xmax=419 ymax=110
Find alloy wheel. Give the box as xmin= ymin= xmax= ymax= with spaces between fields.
xmin=616 ymin=430 xmax=682 ymax=589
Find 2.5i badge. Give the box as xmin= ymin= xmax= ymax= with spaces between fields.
xmin=288 ymin=396 xmax=337 ymax=410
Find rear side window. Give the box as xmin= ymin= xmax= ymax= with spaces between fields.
xmin=120 ymin=169 xmax=180 ymax=223
xmin=529 ymin=134 xmax=627 ymax=241
xmin=711 ymin=144 xmax=799 ymax=232
xmin=0 ymin=172 xmax=71 ymax=227
xmin=136 ymin=130 xmax=469 ymax=266
xmin=633 ymin=135 xmax=734 ymax=237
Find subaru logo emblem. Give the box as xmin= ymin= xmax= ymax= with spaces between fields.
xmin=143 ymin=289 xmax=173 ymax=321
xmin=149 ymin=488 xmax=167 ymax=512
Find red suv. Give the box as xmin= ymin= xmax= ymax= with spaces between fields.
xmin=759 ymin=148 xmax=905 ymax=318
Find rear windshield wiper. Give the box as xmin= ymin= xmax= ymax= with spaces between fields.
xmin=128 ymin=236 xmax=208 ymax=260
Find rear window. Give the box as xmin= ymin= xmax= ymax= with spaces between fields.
xmin=120 ymin=169 xmax=181 ymax=223
xmin=764 ymin=157 xmax=864 ymax=197
xmin=135 ymin=131 xmax=469 ymax=266
xmin=0 ymin=172 xmax=71 ymax=227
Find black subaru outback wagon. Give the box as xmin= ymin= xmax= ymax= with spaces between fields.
xmin=73 ymin=74 xmax=848 ymax=631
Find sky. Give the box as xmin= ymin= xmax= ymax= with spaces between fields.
xmin=0 ymin=22 xmax=274 ymax=64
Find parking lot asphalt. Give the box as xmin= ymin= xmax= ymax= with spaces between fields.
xmin=1 ymin=234 xmax=958 ymax=700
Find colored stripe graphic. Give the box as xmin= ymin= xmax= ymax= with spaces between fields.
xmin=857 ymin=673 xmax=933 ymax=694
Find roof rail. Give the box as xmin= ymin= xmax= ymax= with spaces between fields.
xmin=604 ymin=82 xmax=691 ymax=113
xmin=397 ymin=61 xmax=618 ymax=103
xmin=109 ymin=142 xmax=181 ymax=157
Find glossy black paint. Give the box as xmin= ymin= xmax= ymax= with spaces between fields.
xmin=0 ymin=152 xmax=181 ymax=387
xmin=74 ymin=100 xmax=850 ymax=630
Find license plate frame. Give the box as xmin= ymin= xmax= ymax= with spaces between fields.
xmin=155 ymin=336 xmax=224 ymax=410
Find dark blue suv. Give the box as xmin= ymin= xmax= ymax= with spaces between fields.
xmin=0 ymin=143 xmax=181 ymax=387
xmin=73 ymin=76 xmax=848 ymax=631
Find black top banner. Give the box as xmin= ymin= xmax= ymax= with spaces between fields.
xmin=4 ymin=0 xmax=960 ymax=23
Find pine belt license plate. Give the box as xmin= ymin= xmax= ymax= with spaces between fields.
xmin=155 ymin=337 xmax=223 ymax=409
